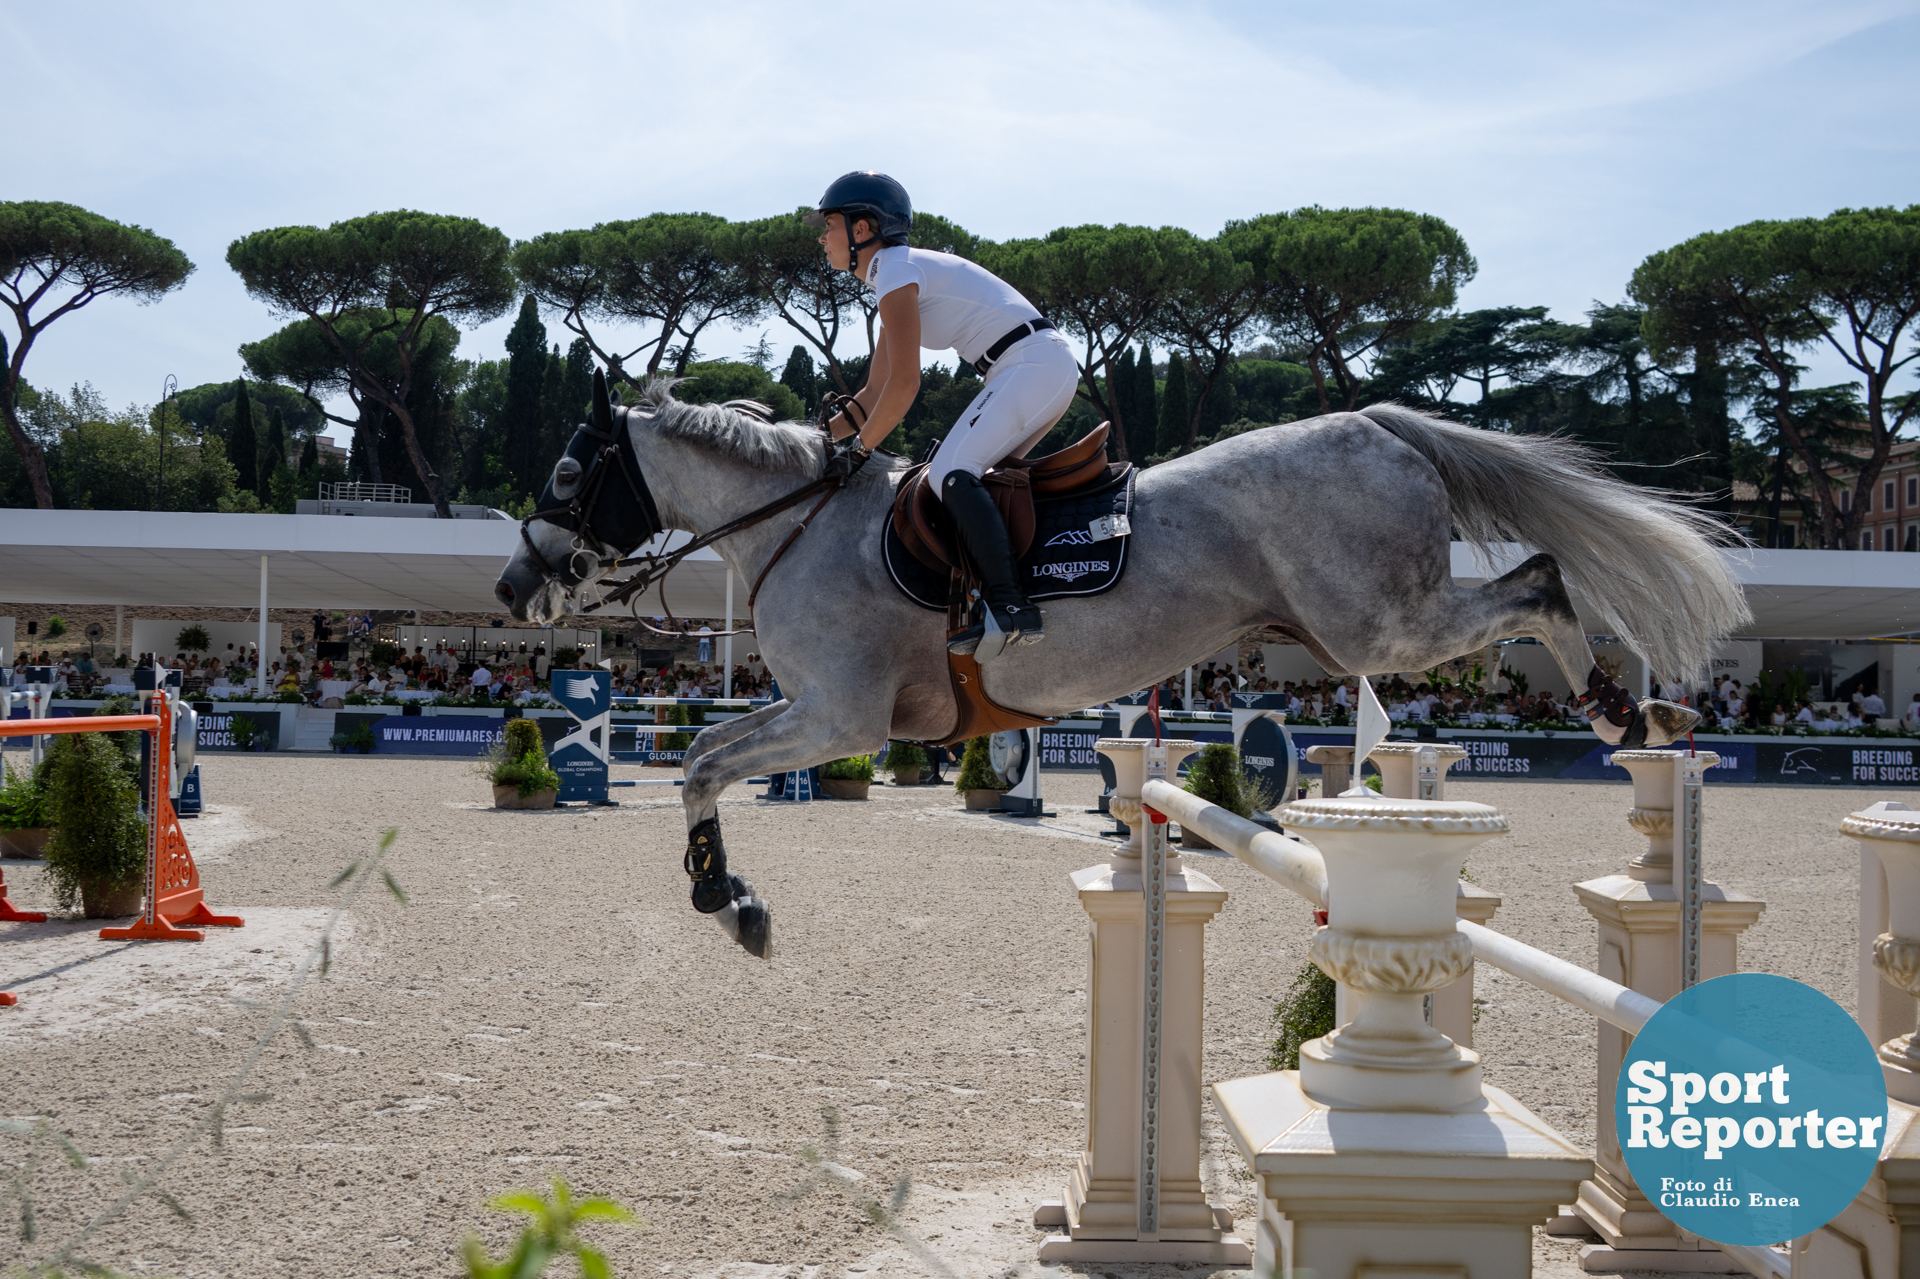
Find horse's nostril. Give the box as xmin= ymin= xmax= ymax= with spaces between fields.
xmin=495 ymin=580 xmax=515 ymax=606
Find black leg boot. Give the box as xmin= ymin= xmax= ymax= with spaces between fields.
xmin=940 ymin=471 xmax=1043 ymax=661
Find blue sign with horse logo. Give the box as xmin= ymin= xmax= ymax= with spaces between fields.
xmin=548 ymin=669 xmax=611 ymax=804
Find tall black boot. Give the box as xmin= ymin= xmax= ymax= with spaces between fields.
xmin=941 ymin=471 xmax=1043 ymax=660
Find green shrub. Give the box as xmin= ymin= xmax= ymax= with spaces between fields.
xmin=486 ymin=717 xmax=560 ymax=796
xmin=1265 ymin=958 xmax=1337 ymax=1071
xmin=821 ymin=755 xmax=875 ymax=782
xmin=1183 ymin=742 xmax=1255 ymax=818
xmin=328 ymin=732 xmax=351 ymax=751
xmin=44 ymin=616 xmax=66 ymax=639
xmin=880 ymin=741 xmax=927 ymax=775
xmin=42 ymin=732 xmax=145 ymax=909
xmin=660 ymin=703 xmax=692 ymax=750
xmin=370 ymin=640 xmax=399 ymax=667
xmin=232 ymin=714 xmax=257 ymax=749
xmin=175 ymin=624 xmax=212 ymax=653
xmin=94 ymin=697 xmax=142 ymax=784
xmin=954 ymin=736 xmax=1004 ymax=791
xmin=0 ymin=761 xmax=51 ymax=830
xmin=502 ymin=718 xmax=543 ymax=759
xmin=347 ymin=723 xmax=377 ymax=754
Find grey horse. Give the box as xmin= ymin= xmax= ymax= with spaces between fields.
xmin=495 ymin=381 xmax=1749 ymax=958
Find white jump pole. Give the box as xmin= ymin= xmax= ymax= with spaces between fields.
xmin=723 ymin=568 xmax=735 ymax=699
xmin=256 ymin=555 xmax=269 ymax=698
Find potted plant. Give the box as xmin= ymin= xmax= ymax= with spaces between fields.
xmin=881 ymin=741 xmax=928 ymax=786
xmin=1180 ymin=743 xmax=1256 ymax=850
xmin=487 ymin=718 xmax=560 ymax=809
xmin=347 ymin=723 xmax=377 ymax=754
xmin=955 ymin=736 xmax=1008 ymax=810
xmin=819 ymin=755 xmax=874 ymax=800
xmin=232 ymin=714 xmax=257 ymax=751
xmin=328 ymin=732 xmax=351 ymax=754
xmin=42 ymin=731 xmax=146 ymax=917
xmin=175 ymin=624 xmax=212 ymax=655
xmin=0 ymin=761 xmax=52 ymax=858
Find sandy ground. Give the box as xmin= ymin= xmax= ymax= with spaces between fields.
xmin=0 ymin=758 xmax=1890 ymax=1278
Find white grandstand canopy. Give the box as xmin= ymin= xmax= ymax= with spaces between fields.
xmin=0 ymin=510 xmax=1916 ymax=637
xmin=1452 ymin=544 xmax=1920 ymax=640
xmin=0 ymin=509 xmax=740 ymax=618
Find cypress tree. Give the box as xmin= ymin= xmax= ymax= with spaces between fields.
xmin=503 ymin=295 xmax=547 ymax=495
xmin=263 ymin=407 xmax=288 ymax=493
xmin=560 ymin=339 xmax=594 ymax=428
xmin=228 ymin=379 xmax=258 ymax=495
xmin=539 ymin=343 xmax=567 ymax=470
xmin=1110 ymin=346 xmax=1137 ymax=451
xmin=779 ymin=345 xmax=817 ymax=415
xmin=1157 ymin=355 xmax=1189 ymax=456
xmin=1131 ymin=344 xmax=1159 ymax=463
xmin=298 ymin=434 xmax=319 ymax=478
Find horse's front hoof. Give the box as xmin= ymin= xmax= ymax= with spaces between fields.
xmin=1635 ymin=698 xmax=1701 ymax=748
xmin=712 ymin=896 xmax=773 ymax=960
xmin=735 ymin=897 xmax=772 ymax=960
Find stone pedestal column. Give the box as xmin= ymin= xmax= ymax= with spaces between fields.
xmin=1842 ymin=802 xmax=1920 ymax=1104
xmin=1034 ymin=738 xmax=1250 ymax=1264
xmin=1214 ymin=795 xmax=1589 ymax=1279
xmin=1571 ymin=749 xmax=1764 ymax=1272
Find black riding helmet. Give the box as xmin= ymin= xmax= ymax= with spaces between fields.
xmin=804 ymin=171 xmax=912 ymax=274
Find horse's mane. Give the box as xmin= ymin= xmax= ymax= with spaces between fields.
xmin=635 ymin=378 xmax=823 ymax=473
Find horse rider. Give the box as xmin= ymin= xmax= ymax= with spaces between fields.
xmin=808 ymin=171 xmax=1079 ymax=662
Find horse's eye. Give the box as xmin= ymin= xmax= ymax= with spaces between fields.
xmin=553 ymin=456 xmax=584 ymax=497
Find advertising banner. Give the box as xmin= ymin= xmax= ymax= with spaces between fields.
xmin=196 ymin=709 xmax=281 ymax=752
xmin=370 ymin=716 xmax=503 ymax=755
xmin=548 ymin=669 xmax=611 ymax=804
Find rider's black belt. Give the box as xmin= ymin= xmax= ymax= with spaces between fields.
xmin=972 ymin=317 xmax=1055 ymax=374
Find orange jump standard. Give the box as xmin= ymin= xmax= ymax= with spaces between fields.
xmin=0 ymin=691 xmax=241 ymax=954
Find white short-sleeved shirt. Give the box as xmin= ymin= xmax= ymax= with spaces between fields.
xmin=865 ymin=246 xmax=1042 ymax=365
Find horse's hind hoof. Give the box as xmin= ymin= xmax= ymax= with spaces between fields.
xmin=1635 ymin=698 xmax=1700 ymax=748
xmin=713 ymin=895 xmax=773 ymax=960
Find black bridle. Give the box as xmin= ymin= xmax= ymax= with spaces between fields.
xmin=517 ymin=370 xmax=666 ymax=589
xmin=518 ymin=369 xmax=854 ymax=633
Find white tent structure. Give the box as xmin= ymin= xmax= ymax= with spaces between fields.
xmin=0 ymin=510 xmax=743 ymax=692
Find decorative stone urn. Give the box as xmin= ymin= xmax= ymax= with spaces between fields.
xmin=1287 ymin=794 xmax=1507 ymax=1112
xmin=1842 ymin=802 xmax=1920 ymax=1103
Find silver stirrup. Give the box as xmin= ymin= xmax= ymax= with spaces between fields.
xmin=973 ymin=606 xmax=1011 ymax=664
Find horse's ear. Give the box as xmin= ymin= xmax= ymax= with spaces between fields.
xmin=592 ymin=368 xmax=615 ymax=435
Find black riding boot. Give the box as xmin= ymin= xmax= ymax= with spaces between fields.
xmin=941 ymin=471 xmax=1043 ymax=660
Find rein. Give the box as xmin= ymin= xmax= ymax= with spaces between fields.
xmin=530 ymin=371 xmax=867 ymax=640
xmin=587 ymin=475 xmax=842 ymax=637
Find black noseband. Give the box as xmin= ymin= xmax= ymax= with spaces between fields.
xmin=519 ymin=368 xmax=664 ymax=589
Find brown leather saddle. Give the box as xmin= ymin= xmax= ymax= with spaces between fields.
xmin=890 ymin=421 xmax=1111 ymax=574
xmin=888 ymin=422 xmax=1114 ymax=746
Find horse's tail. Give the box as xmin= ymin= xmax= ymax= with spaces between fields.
xmin=1357 ymin=402 xmax=1750 ymax=681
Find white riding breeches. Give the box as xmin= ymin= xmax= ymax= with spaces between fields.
xmin=926 ymin=329 xmax=1080 ymax=497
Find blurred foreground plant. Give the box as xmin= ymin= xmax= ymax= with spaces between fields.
xmin=461 ymin=1179 xmax=641 ymax=1279
xmin=6 ymin=828 xmax=408 ymax=1274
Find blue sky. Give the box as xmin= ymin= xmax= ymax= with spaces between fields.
xmin=5 ymin=0 xmax=1915 ymax=443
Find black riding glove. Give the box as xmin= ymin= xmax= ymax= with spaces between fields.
xmin=823 ymin=433 xmax=872 ymax=483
